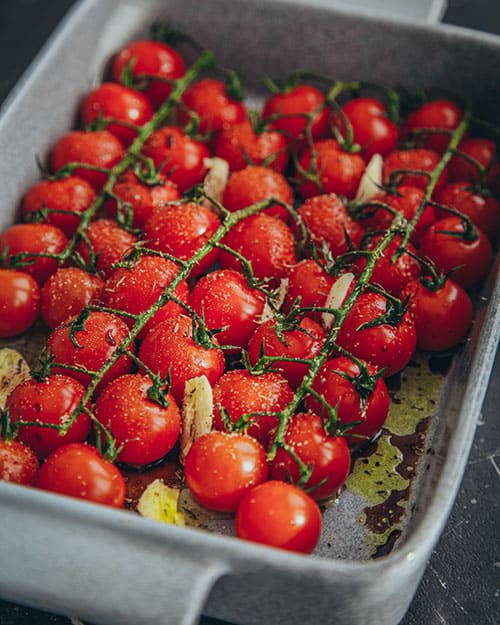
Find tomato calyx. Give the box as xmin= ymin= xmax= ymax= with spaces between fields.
xmin=357 ymin=288 xmax=410 ymax=331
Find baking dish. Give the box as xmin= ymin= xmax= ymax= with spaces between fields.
xmin=0 ymin=1 xmax=499 ymax=624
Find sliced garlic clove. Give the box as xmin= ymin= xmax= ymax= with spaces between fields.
xmin=137 ymin=478 xmax=185 ymax=526
xmin=180 ymin=375 xmax=214 ymax=464
xmin=355 ymin=153 xmax=383 ymax=202
xmin=322 ymin=272 xmax=355 ymax=331
xmin=202 ymin=157 xmax=229 ymax=214
xmin=0 ymin=348 xmax=31 ymax=410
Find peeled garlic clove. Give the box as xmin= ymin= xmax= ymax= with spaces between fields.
xmin=0 ymin=348 xmax=31 ymax=410
xmin=137 ymin=478 xmax=185 ymax=527
xmin=355 ymin=153 xmax=383 ymax=202
xmin=322 ymin=272 xmax=355 ymax=331
xmin=180 ymin=375 xmax=214 ymax=464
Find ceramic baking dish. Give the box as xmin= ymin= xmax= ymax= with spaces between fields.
xmin=0 ymin=1 xmax=499 ymax=624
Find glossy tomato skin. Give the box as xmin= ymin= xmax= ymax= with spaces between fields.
xmin=95 ymin=374 xmax=180 ymax=465
xmin=402 ymin=278 xmax=473 ymax=352
xmin=81 ymin=82 xmax=154 ymax=146
xmin=298 ymin=139 xmax=366 ymax=199
xmin=435 ymin=183 xmax=500 ymax=240
xmin=189 ymin=269 xmax=265 ymax=349
xmin=213 ymin=118 xmax=288 ymax=172
xmin=284 ymin=259 xmax=335 ymax=321
xmin=219 ymin=213 xmax=297 ymax=284
xmin=7 ymin=374 xmax=90 ymax=459
xmin=48 ymin=311 xmax=134 ymax=394
xmin=0 ymin=438 xmax=38 ymax=485
xmin=144 ymin=202 xmax=220 ymax=278
xmin=402 ymin=99 xmax=463 ymax=152
xmin=335 ymin=97 xmax=398 ymax=160
xmin=180 ymin=78 xmax=247 ymax=135
xmin=112 ymin=40 xmax=186 ymax=109
xmin=270 ymin=413 xmax=351 ymax=500
xmin=248 ymin=317 xmax=326 ymax=389
xmin=0 ymin=269 xmax=40 ymax=337
xmin=336 ymin=291 xmax=417 ymax=377
xmin=236 ymin=480 xmax=322 ymax=554
xmin=448 ymin=138 xmax=496 ymax=183
xmin=184 ymin=431 xmax=268 ymax=512
xmin=419 ymin=217 xmax=493 ymax=288
xmin=222 ymin=165 xmax=293 ymax=221
xmin=50 ymin=130 xmax=125 ymax=191
xmin=142 ymin=126 xmax=210 ymax=192
xmin=212 ymin=369 xmax=294 ymax=446
xmin=40 ymin=267 xmax=104 ymax=329
xmin=297 ymin=192 xmax=363 ymax=257
xmin=37 ymin=442 xmax=125 ymax=508
xmin=0 ymin=223 xmax=67 ymax=286
xmin=262 ymin=84 xmax=329 ymax=144
xmin=22 ymin=176 xmax=96 ymax=237
xmin=138 ymin=314 xmax=225 ymax=404
xmin=305 ymin=356 xmax=390 ymax=445
xmin=383 ymin=148 xmax=448 ymax=191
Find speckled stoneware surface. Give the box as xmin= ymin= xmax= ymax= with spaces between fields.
xmin=0 ymin=1 xmax=499 ymax=624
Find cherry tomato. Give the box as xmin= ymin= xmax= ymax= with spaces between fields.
xmin=236 ymin=480 xmax=322 ymax=554
xmin=184 ymin=431 xmax=268 ymax=512
xmin=48 ymin=311 xmax=134 ymax=393
xmin=435 ymin=183 xmax=500 ymax=240
xmin=419 ymin=216 xmax=493 ymax=288
xmin=448 ymin=138 xmax=496 ymax=183
xmin=305 ymin=356 xmax=390 ymax=445
xmin=80 ymin=82 xmax=154 ymax=146
xmin=112 ymin=39 xmax=186 ymax=109
xmin=219 ymin=213 xmax=297 ymax=284
xmin=297 ymin=192 xmax=363 ymax=257
xmin=142 ymin=126 xmax=210 ymax=192
xmin=402 ymin=99 xmax=463 ymax=152
xmin=0 ymin=437 xmax=38 ymax=485
xmin=270 ymin=412 xmax=351 ymax=500
xmin=212 ymin=369 xmax=294 ymax=445
xmin=37 ymin=442 xmax=125 ymax=508
xmin=402 ymin=277 xmax=473 ymax=352
xmin=95 ymin=374 xmax=180 ymax=465
xmin=50 ymin=130 xmax=125 ymax=191
xmin=180 ymin=78 xmax=247 ymax=135
xmin=144 ymin=202 xmax=220 ymax=278
xmin=138 ymin=314 xmax=225 ymax=404
xmin=7 ymin=374 xmax=90 ymax=459
xmin=335 ymin=97 xmax=398 ymax=160
xmin=22 ymin=176 xmax=96 ymax=237
xmin=222 ymin=165 xmax=293 ymax=221
xmin=75 ymin=218 xmax=138 ymax=278
xmin=0 ymin=223 xmax=67 ymax=286
xmin=40 ymin=267 xmax=104 ymax=329
xmin=248 ymin=316 xmax=326 ymax=389
xmin=336 ymin=291 xmax=416 ymax=377
xmin=383 ymin=148 xmax=448 ymax=191
xmin=284 ymin=259 xmax=336 ymax=322
xmin=189 ymin=269 xmax=265 ymax=349
xmin=298 ymin=139 xmax=366 ymax=199
xmin=262 ymin=84 xmax=329 ymax=144
xmin=213 ymin=118 xmax=288 ymax=172
xmin=0 ymin=269 xmax=40 ymax=337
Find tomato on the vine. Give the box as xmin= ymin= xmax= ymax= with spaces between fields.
xmin=0 ymin=437 xmax=38 ymax=485
xmin=0 ymin=269 xmax=40 ymax=337
xmin=448 ymin=137 xmax=496 ymax=183
xmin=383 ymin=148 xmax=448 ymax=190
xmin=402 ymin=99 xmax=463 ymax=153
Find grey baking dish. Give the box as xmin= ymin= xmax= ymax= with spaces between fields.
xmin=0 ymin=1 xmax=499 ymax=624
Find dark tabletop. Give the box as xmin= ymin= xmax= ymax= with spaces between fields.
xmin=0 ymin=1 xmax=498 ymax=624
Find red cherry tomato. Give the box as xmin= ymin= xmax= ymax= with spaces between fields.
xmin=0 ymin=223 xmax=67 ymax=286
xmin=112 ymin=39 xmax=186 ymax=109
xmin=402 ymin=99 xmax=463 ymax=152
xmin=0 ymin=437 xmax=38 ymax=485
xmin=138 ymin=314 xmax=225 ymax=404
xmin=270 ymin=412 xmax=351 ymax=500
xmin=305 ymin=356 xmax=390 ymax=445
xmin=144 ymin=202 xmax=220 ymax=278
xmin=95 ymin=374 xmax=181 ymax=465
xmin=37 ymin=442 xmax=125 ymax=508
xmin=50 ymin=130 xmax=125 ymax=191
xmin=222 ymin=165 xmax=293 ymax=221
xmin=383 ymin=148 xmax=448 ymax=191
xmin=236 ymin=480 xmax=322 ymax=554
xmin=40 ymin=267 xmax=104 ymax=329
xmin=419 ymin=216 xmax=493 ymax=289
xmin=298 ymin=139 xmax=366 ymax=199
xmin=189 ymin=269 xmax=265 ymax=349
xmin=212 ymin=369 xmax=294 ymax=445
xmin=80 ymin=82 xmax=154 ymax=146
xmin=142 ymin=126 xmax=210 ymax=192
xmin=448 ymin=138 xmax=496 ymax=183
xmin=184 ymin=431 xmax=268 ymax=512
xmin=284 ymin=259 xmax=336 ymax=322
xmin=22 ymin=176 xmax=96 ymax=237
xmin=402 ymin=277 xmax=473 ymax=352
xmin=7 ymin=374 xmax=90 ymax=459
xmin=0 ymin=269 xmax=40 ymax=337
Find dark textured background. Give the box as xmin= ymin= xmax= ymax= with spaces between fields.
xmin=0 ymin=1 xmax=498 ymax=624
